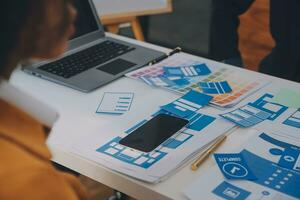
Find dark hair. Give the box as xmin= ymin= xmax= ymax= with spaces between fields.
xmin=0 ymin=0 xmax=72 ymax=76
xmin=0 ymin=1 xmax=31 ymax=73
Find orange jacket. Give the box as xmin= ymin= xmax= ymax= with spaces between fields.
xmin=0 ymin=98 xmax=88 ymax=200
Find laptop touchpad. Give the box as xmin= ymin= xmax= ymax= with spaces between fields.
xmin=97 ymin=59 xmax=136 ymax=75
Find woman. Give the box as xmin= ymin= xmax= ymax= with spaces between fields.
xmin=0 ymin=1 xmax=88 ymax=199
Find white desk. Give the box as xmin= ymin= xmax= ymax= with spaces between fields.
xmin=10 ymin=33 xmax=300 ymax=200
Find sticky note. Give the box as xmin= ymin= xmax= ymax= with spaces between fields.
xmin=163 ymin=63 xmax=211 ymax=77
xmin=140 ymin=76 xmax=175 ymax=87
xmin=186 ymin=113 xmax=216 ymax=131
xmin=161 ymin=90 xmax=213 ymax=118
xmin=270 ymin=89 xmax=300 ymax=109
xmin=171 ymin=78 xmax=190 ymax=86
xmin=214 ymin=153 xmax=257 ymax=180
xmin=182 ymin=90 xmax=213 ymax=106
xmin=96 ymin=92 xmax=134 ymax=115
xmin=140 ymin=76 xmax=189 ymax=87
xmin=199 ymin=81 xmax=232 ymax=94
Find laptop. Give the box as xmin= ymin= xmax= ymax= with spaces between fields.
xmin=22 ymin=0 xmax=164 ymax=92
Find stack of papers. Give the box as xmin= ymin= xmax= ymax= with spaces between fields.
xmin=71 ymin=91 xmax=234 ymax=183
xmin=126 ymin=53 xmax=269 ymax=108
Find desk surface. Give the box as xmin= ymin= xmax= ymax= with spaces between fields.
xmin=10 ymin=33 xmax=300 ymax=200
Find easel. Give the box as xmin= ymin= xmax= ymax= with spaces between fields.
xmin=100 ymin=0 xmax=172 ymax=41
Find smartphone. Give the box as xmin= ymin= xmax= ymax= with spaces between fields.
xmin=119 ymin=113 xmax=189 ymax=152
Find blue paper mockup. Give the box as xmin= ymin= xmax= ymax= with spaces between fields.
xmin=161 ymin=90 xmax=213 ymax=118
xmin=214 ymin=153 xmax=257 ymax=180
xmin=140 ymin=76 xmax=189 ymax=87
xmin=96 ymin=92 xmax=134 ymax=115
xmin=163 ymin=63 xmax=211 ymax=77
xmin=199 ymin=81 xmax=232 ymax=94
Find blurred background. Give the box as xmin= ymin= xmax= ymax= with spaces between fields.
xmin=94 ymin=0 xmax=274 ymax=72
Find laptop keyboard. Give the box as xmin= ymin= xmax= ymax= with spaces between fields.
xmin=39 ymin=40 xmax=135 ymax=79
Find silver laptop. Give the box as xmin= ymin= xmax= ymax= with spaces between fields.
xmin=22 ymin=0 xmax=164 ymax=92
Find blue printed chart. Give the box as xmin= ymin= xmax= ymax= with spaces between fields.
xmin=183 ymin=131 xmax=300 ymax=200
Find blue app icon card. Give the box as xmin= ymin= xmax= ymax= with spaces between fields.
xmin=139 ymin=75 xmax=176 ymax=87
xmin=278 ymin=147 xmax=300 ymax=171
xmin=163 ymin=63 xmax=211 ymax=77
xmin=199 ymin=81 xmax=232 ymax=94
xmin=214 ymin=153 xmax=257 ymax=180
xmin=212 ymin=181 xmax=251 ymax=200
xmin=161 ymin=90 xmax=213 ymax=118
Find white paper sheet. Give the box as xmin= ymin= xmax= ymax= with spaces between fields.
xmin=183 ymin=130 xmax=300 ymax=200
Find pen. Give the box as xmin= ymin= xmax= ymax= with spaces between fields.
xmin=191 ymin=135 xmax=227 ymax=171
xmin=148 ymin=47 xmax=182 ymax=65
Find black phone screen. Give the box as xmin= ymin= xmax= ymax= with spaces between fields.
xmin=119 ymin=114 xmax=189 ymax=152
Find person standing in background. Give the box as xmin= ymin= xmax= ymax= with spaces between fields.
xmin=209 ymin=0 xmax=300 ymax=82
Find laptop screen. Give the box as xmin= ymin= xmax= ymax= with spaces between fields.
xmin=71 ymin=0 xmax=99 ymax=40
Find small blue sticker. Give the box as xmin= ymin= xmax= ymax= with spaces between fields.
xmin=278 ymin=147 xmax=300 ymax=172
xmin=172 ymin=78 xmax=190 ymax=86
xmin=199 ymin=81 xmax=232 ymax=94
xmin=212 ymin=181 xmax=251 ymax=200
xmin=214 ymin=153 xmax=257 ymax=180
xmin=163 ymin=63 xmax=211 ymax=77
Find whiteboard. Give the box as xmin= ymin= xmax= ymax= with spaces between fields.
xmin=93 ymin=0 xmax=170 ymax=16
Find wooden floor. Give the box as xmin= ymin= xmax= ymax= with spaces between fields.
xmin=79 ymin=176 xmax=114 ymax=200
xmin=79 ymin=175 xmax=136 ymax=200
xmin=238 ymin=0 xmax=274 ymax=71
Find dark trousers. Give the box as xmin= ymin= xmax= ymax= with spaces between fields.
xmin=209 ymin=0 xmax=300 ymax=82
